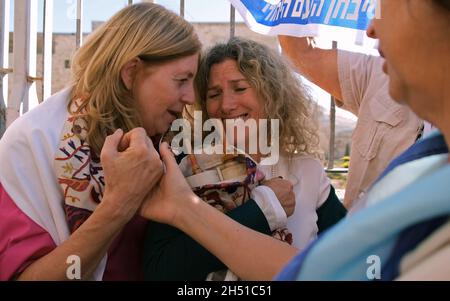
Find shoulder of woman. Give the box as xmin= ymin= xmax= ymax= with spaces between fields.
xmin=2 ymin=88 xmax=70 ymax=142
xmin=0 ymin=89 xmax=70 ymax=181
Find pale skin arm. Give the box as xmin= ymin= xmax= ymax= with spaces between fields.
xmin=174 ymin=197 xmax=298 ymax=280
xmin=18 ymin=128 xmax=164 ymax=280
xmin=140 ymin=143 xmax=299 ymax=281
xmin=278 ymin=35 xmax=343 ymax=102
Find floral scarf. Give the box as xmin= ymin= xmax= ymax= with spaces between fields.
xmin=54 ymin=99 xmax=104 ymax=233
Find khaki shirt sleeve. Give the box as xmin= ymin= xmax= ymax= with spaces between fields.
xmin=337 ymin=50 xmax=385 ymax=116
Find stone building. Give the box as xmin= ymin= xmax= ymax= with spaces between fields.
xmin=7 ymin=22 xmax=354 ymax=161
xmin=8 ymin=22 xmax=278 ymax=100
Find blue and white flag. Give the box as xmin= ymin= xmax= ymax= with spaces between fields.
xmin=229 ymin=0 xmax=380 ymax=45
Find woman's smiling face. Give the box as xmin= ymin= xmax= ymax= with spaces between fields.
xmin=205 ymin=59 xmax=267 ymax=151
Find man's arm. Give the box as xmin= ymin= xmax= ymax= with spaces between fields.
xmin=278 ymin=35 xmax=343 ymax=102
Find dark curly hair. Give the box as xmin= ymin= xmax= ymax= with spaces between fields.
xmin=195 ymin=37 xmax=321 ymax=158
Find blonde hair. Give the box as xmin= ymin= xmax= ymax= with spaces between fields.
xmin=195 ymin=37 xmax=321 ymax=159
xmin=70 ymin=3 xmax=201 ymax=154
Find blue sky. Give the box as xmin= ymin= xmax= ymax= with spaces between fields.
xmin=9 ymin=0 xmax=243 ymax=33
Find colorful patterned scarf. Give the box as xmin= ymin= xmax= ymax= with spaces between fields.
xmin=54 ymin=99 xmax=104 ymax=233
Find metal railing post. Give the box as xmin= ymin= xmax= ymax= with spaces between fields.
xmin=76 ymin=0 xmax=83 ymax=49
xmin=327 ymin=41 xmax=338 ymax=170
xmin=42 ymin=0 xmax=54 ymax=101
xmin=230 ymin=4 xmax=235 ymax=38
xmin=180 ymin=0 xmax=185 ymax=18
xmin=7 ymin=0 xmax=39 ymax=126
xmin=0 ymin=0 xmax=10 ymax=137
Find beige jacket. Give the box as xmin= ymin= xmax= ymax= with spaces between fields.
xmin=337 ymin=50 xmax=422 ymax=208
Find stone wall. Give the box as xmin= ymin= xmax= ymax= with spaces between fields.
xmin=7 ymin=23 xmax=279 ymax=101
xmin=6 ymin=22 xmax=354 ymax=160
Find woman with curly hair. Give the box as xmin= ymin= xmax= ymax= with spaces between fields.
xmin=195 ymin=37 xmax=346 ymax=247
xmin=140 ymin=0 xmax=450 ymax=280
xmin=142 ymin=37 xmax=346 ymax=280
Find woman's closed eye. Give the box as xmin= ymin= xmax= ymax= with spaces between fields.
xmin=207 ymin=90 xmax=221 ymax=99
xmin=207 ymin=94 xmax=220 ymax=100
xmin=173 ymin=77 xmax=192 ymax=88
xmin=235 ymin=87 xmax=248 ymax=93
xmin=176 ymin=78 xmax=189 ymax=85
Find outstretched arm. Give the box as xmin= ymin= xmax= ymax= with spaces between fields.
xmin=143 ymin=199 xmax=272 ymax=280
xmin=278 ymin=35 xmax=343 ymax=102
xmin=140 ymin=143 xmax=298 ymax=281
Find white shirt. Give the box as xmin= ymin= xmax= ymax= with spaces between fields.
xmin=258 ymin=155 xmax=331 ymax=250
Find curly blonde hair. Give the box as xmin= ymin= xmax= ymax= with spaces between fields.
xmin=195 ymin=37 xmax=321 ymax=159
xmin=69 ymin=3 xmax=201 ymax=155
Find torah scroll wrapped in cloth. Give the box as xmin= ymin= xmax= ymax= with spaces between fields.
xmin=179 ymin=150 xmax=292 ymax=281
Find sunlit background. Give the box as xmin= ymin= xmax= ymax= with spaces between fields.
xmin=7 ymin=0 xmax=381 ymax=123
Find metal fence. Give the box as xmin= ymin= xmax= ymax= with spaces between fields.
xmin=0 ymin=0 xmax=346 ymax=174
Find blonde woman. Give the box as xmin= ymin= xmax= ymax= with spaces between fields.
xmin=0 ymin=3 xmax=201 ymax=280
xmin=143 ymin=37 xmax=346 ymax=280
